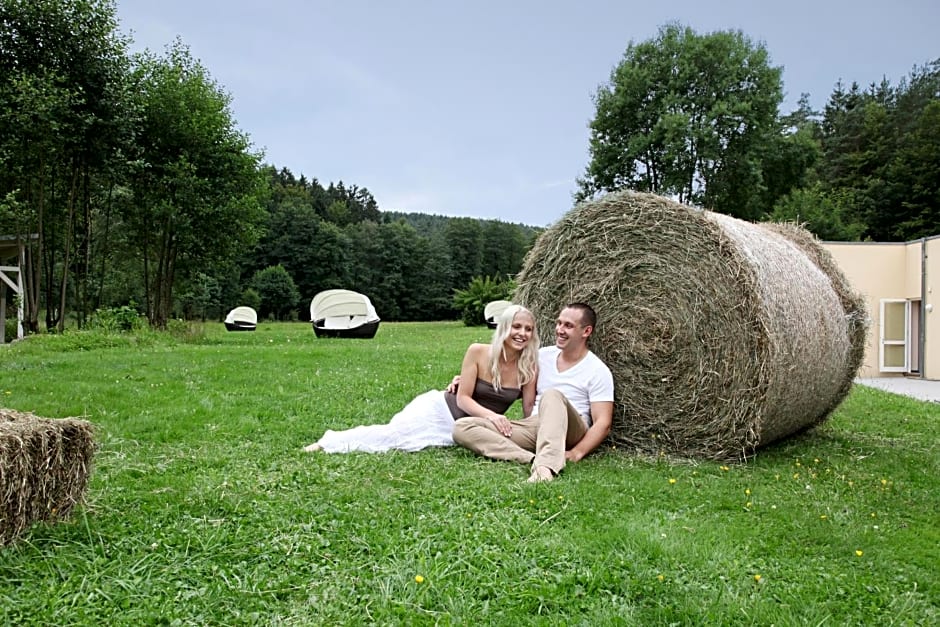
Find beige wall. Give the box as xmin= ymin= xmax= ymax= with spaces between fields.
xmin=823 ymin=238 xmax=940 ymax=380
xmin=924 ymin=238 xmax=940 ymax=379
xmin=904 ymin=243 xmax=922 ymax=297
xmin=824 ymin=242 xmax=908 ymax=378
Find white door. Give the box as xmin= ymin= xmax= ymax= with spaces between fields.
xmin=879 ymin=299 xmax=910 ymax=372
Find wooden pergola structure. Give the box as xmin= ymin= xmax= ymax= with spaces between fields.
xmin=0 ymin=234 xmax=34 ymax=344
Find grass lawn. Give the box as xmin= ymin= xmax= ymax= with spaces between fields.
xmin=0 ymin=321 xmax=937 ymax=625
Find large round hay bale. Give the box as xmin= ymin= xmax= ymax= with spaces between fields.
xmin=515 ymin=191 xmax=867 ymax=460
xmin=0 ymin=409 xmax=96 ymax=545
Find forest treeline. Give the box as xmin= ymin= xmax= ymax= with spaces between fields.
xmin=0 ymin=0 xmax=534 ymax=331
xmin=1 ymin=3 xmax=938 ymax=333
xmin=246 ymin=169 xmax=536 ymax=323
xmin=579 ymin=24 xmax=940 ymax=243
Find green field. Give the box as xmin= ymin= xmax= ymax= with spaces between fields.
xmin=1 ymin=321 xmax=937 ymax=625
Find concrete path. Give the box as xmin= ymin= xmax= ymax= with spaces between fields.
xmin=855 ymin=378 xmax=940 ymax=403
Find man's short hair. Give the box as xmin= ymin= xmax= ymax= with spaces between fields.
xmin=566 ymin=302 xmax=597 ymax=330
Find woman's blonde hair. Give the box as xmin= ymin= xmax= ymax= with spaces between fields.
xmin=488 ymin=304 xmax=539 ymax=390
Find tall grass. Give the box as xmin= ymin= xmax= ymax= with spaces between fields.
xmin=0 ymin=322 xmax=937 ymax=625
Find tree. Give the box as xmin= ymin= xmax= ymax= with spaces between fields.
xmin=344 ymin=220 xmax=384 ymax=312
xmin=251 ymin=264 xmax=299 ymax=320
xmin=0 ymin=0 xmax=134 ymax=332
xmin=815 ymin=61 xmax=940 ymax=240
xmin=124 ymin=41 xmax=267 ymax=327
xmin=758 ymin=94 xmax=822 ymax=212
xmin=766 ymin=185 xmax=865 ymax=241
xmin=344 ymin=220 xmax=432 ymax=321
xmin=252 ymin=197 xmax=350 ymax=311
xmin=378 ymin=220 xmax=435 ymax=321
xmin=443 ymin=218 xmax=483 ymax=289
xmin=323 ymin=181 xmax=380 ymax=225
xmin=414 ymin=231 xmax=456 ymax=320
xmin=239 ymin=287 xmax=261 ymax=313
xmin=176 ymin=271 xmax=221 ymax=321
xmin=881 ymin=99 xmax=940 ymax=240
xmin=578 ymin=23 xmax=783 ymax=219
xmin=480 ymin=220 xmax=528 ymax=281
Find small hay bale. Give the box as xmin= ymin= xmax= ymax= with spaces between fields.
xmin=515 ymin=191 xmax=867 ymax=461
xmin=0 ymin=409 xmax=96 ymax=545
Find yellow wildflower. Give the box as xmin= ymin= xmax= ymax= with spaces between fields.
xmin=754 ymin=574 xmax=762 ymax=582
xmin=669 ymin=478 xmax=677 ymax=484
xmin=657 ymin=574 xmax=664 ymax=582
xmin=855 ymin=550 xmax=863 ymax=557
xmin=415 ymin=575 xmax=425 ymax=584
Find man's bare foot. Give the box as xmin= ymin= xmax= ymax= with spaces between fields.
xmin=303 ymin=443 xmax=322 ymax=452
xmin=526 ymin=466 xmax=555 ymax=483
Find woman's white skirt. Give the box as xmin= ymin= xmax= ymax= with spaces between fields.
xmin=316 ymin=390 xmax=455 ymax=453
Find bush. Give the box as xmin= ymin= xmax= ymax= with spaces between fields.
xmin=166 ymin=318 xmax=206 ymax=343
xmin=87 ymin=305 xmax=146 ymax=333
xmin=3 ymin=318 xmax=17 ymax=343
xmin=453 ymin=275 xmax=515 ymax=326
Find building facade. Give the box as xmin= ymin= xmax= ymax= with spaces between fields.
xmin=823 ymin=237 xmax=940 ymax=380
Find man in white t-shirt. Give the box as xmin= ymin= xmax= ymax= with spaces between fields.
xmin=452 ymin=303 xmax=615 ymax=482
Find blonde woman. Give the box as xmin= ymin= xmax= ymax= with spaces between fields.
xmin=304 ymin=305 xmax=539 ymax=453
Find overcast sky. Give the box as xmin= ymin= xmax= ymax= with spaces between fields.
xmin=114 ymin=0 xmax=938 ymax=227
